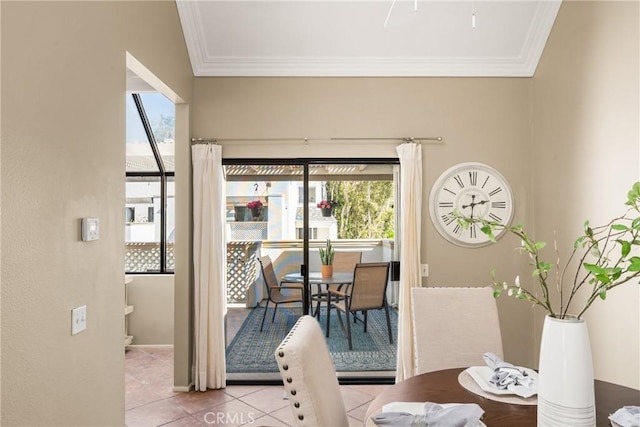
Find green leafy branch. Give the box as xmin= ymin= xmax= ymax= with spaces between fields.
xmin=454 ymin=182 xmax=640 ymax=319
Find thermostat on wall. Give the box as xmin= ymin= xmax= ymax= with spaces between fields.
xmin=81 ymin=217 xmax=99 ymax=241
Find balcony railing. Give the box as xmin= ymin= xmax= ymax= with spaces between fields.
xmin=125 ymin=242 xmax=175 ymax=273
xmin=125 ymin=239 xmax=397 ymax=306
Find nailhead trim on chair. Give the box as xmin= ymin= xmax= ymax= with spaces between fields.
xmin=278 ymin=347 xmax=303 ymax=421
xmin=276 ymin=317 xmax=342 ymax=426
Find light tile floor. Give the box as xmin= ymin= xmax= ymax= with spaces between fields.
xmin=125 ymin=347 xmax=389 ymax=427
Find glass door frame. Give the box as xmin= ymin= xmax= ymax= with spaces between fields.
xmin=223 ymin=157 xmax=400 ymax=315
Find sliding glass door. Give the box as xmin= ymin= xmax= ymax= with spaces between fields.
xmin=223 ymin=162 xmax=305 ymax=311
xmin=223 ymin=158 xmax=399 ymax=381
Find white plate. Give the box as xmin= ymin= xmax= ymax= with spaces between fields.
xmin=380 ymin=402 xmax=487 ymax=427
xmin=466 ymin=366 xmax=538 ymax=396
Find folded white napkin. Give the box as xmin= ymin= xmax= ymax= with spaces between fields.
xmin=483 ymin=352 xmax=536 ymax=398
xmin=372 ymin=402 xmax=484 ymax=427
xmin=609 ymin=406 xmax=640 ymax=427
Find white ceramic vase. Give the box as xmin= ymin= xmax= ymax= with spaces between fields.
xmin=537 ymin=315 xmax=595 ymax=427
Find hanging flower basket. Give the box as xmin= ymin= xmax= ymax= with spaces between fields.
xmin=247 ymin=200 xmax=263 ymax=210
xmin=317 ymin=200 xmax=334 ymax=217
xmin=247 ymin=200 xmax=263 ymax=220
xmin=250 ymin=207 xmax=262 ymax=220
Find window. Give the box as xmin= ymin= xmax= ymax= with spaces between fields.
xmin=299 ymin=185 xmax=317 ymax=204
xmin=297 ymin=227 xmax=318 ymax=239
xmin=223 ymin=160 xmax=397 ymax=305
xmin=125 ymin=93 xmax=175 ymax=273
xmin=126 ymin=207 xmax=135 ymax=223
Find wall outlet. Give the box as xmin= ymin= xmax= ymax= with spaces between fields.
xmin=421 ymin=264 xmax=429 ymax=277
xmin=71 ymin=305 xmax=87 ymax=335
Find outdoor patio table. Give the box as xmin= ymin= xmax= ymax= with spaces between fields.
xmin=283 ymin=272 xmax=354 ymax=317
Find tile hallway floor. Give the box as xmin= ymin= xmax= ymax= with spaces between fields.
xmin=125 ymin=347 xmax=389 ymax=427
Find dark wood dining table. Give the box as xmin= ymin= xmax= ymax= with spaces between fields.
xmin=365 ymin=368 xmax=640 ymax=426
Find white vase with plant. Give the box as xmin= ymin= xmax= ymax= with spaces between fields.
xmin=455 ymin=182 xmax=640 ymax=427
xmin=319 ymin=239 xmax=335 ymax=278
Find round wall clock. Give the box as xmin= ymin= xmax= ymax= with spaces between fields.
xmin=429 ymin=162 xmax=515 ymax=248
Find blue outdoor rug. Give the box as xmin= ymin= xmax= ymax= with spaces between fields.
xmin=225 ymin=307 xmax=398 ymax=373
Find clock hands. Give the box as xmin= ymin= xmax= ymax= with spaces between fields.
xmin=462 ymin=194 xmax=477 ymax=219
xmin=461 ymin=194 xmax=474 ymax=210
xmin=461 ymin=194 xmax=490 ymax=219
xmin=461 ymin=195 xmax=490 ymax=209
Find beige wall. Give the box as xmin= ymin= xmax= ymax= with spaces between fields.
xmin=192 ymin=1 xmax=640 ymax=383
xmin=0 ymin=0 xmax=3 ymax=415
xmin=127 ymin=276 xmax=174 ymax=345
xmin=173 ymin=102 xmax=193 ymax=391
xmin=532 ymin=1 xmax=640 ymax=388
xmin=193 ymin=77 xmax=537 ymax=368
xmin=1 ymin=1 xmax=193 ymax=425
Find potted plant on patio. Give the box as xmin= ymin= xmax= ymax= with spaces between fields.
xmin=454 ymin=181 xmax=640 ymax=427
xmin=319 ymin=239 xmax=335 ymax=278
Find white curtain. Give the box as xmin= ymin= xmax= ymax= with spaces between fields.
xmin=395 ymin=142 xmax=423 ymax=382
xmin=192 ymin=144 xmax=227 ymax=390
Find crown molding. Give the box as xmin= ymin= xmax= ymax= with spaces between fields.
xmin=192 ymin=56 xmax=533 ymax=77
xmin=520 ymin=0 xmax=563 ymax=76
xmin=176 ymin=0 xmax=208 ymax=76
xmin=179 ymin=0 xmax=562 ymax=78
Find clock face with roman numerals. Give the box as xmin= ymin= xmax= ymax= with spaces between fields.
xmin=429 ymin=162 xmax=514 ymax=248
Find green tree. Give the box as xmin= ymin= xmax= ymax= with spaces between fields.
xmin=326 ymin=181 xmax=394 ymax=239
xmin=151 ymin=114 xmax=174 ymax=143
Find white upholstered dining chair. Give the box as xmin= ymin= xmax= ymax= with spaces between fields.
xmin=274 ymin=315 xmax=349 ymax=427
xmin=411 ymin=286 xmax=504 ymax=375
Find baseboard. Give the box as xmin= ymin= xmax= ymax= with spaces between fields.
xmin=126 ymin=344 xmax=174 ymax=349
xmin=173 ymin=383 xmax=193 ymax=392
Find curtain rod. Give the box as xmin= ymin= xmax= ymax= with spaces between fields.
xmin=191 ymin=136 xmax=443 ymax=145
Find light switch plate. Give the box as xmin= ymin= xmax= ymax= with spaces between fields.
xmin=71 ymin=305 xmax=87 ymax=335
xmin=421 ymin=264 xmax=429 ymax=277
